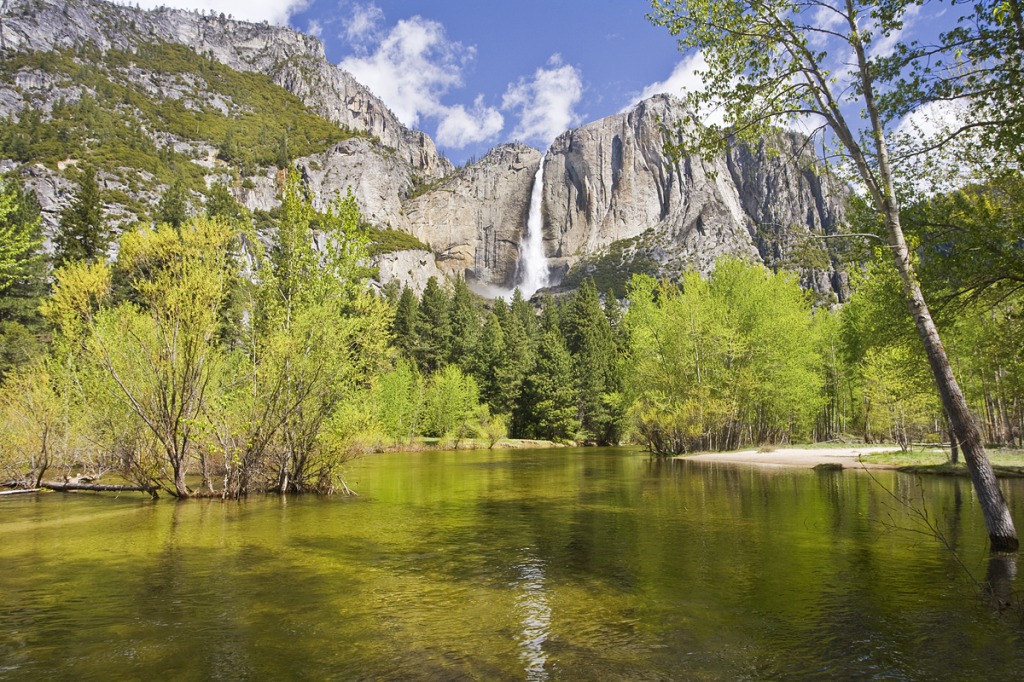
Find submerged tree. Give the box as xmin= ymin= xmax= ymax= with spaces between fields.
xmin=45 ymin=218 xmax=234 ymax=497
xmin=649 ymin=0 xmax=1018 ymax=550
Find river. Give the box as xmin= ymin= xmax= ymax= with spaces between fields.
xmin=2 ymin=447 xmax=1022 ymax=680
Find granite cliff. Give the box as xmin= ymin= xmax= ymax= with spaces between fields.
xmin=0 ymin=0 xmax=850 ymax=298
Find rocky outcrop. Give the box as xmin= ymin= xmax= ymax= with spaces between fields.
xmin=539 ymin=94 xmax=848 ymax=297
xmin=403 ymin=144 xmax=541 ymax=288
xmin=0 ymin=0 xmax=452 ymax=179
xmin=544 ymin=95 xmax=756 ymax=273
xmin=373 ymin=249 xmax=446 ymax=295
xmin=726 ymin=134 xmax=849 ymax=297
xmin=297 ymin=138 xmax=413 ymax=232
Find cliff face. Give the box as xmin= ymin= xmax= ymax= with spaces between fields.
xmin=404 ymin=144 xmax=541 ymax=288
xmin=725 ymin=135 xmax=850 ymax=296
xmin=0 ymin=0 xmax=451 ymax=178
xmin=0 ymin=0 xmax=850 ymax=298
xmin=538 ymin=94 xmax=848 ymax=298
xmin=544 ymin=95 xmax=757 ymax=274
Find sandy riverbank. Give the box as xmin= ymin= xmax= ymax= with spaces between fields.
xmin=678 ymin=446 xmax=901 ymax=469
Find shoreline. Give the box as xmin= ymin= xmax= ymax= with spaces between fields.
xmin=676 ymin=446 xmax=902 ymax=470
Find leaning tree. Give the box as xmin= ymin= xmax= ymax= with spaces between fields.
xmin=649 ymin=0 xmax=1021 ymax=550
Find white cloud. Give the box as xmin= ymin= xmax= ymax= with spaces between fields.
xmin=631 ymin=52 xmax=709 ymax=105
xmin=339 ymin=13 xmax=503 ymax=148
xmin=628 ymin=52 xmax=730 ymax=127
xmin=113 ymin=0 xmax=308 ymax=26
xmin=436 ymin=96 xmax=505 ymax=147
xmin=502 ymin=55 xmax=583 ymax=147
xmin=891 ymin=100 xmax=982 ymax=194
xmin=344 ymin=2 xmax=384 ymax=45
xmin=866 ymin=4 xmax=921 ymax=59
xmin=307 ymin=19 xmax=323 ymax=38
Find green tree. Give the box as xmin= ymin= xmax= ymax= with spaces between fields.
xmin=55 ymin=165 xmax=109 ymax=267
xmin=904 ymin=175 xmax=1024 ymax=307
xmin=251 ymin=171 xmax=389 ymax=494
xmin=0 ymin=361 xmax=80 ymax=487
xmin=448 ymin=276 xmax=480 ymax=369
xmin=0 ymin=176 xmax=47 ymax=376
xmin=416 ymin=277 xmax=451 ymax=373
xmin=649 ymin=0 xmax=1018 ymax=550
xmin=205 ymin=181 xmax=251 ymax=226
xmin=372 ymin=358 xmax=423 ymax=442
xmin=520 ymin=328 xmax=580 ymax=441
xmin=473 ymin=311 xmax=506 ymax=412
xmin=392 ymin=286 xmax=421 ymax=361
xmin=625 ymin=260 xmax=822 ymax=453
xmin=421 ymin=364 xmax=481 ymax=439
xmin=156 ymin=178 xmax=191 ymax=229
xmin=562 ymin=279 xmax=622 ymax=444
xmin=497 ymin=300 xmax=536 ymax=436
xmin=46 ymin=218 xmax=234 ymax=497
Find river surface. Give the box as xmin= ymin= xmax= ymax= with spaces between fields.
xmin=2 ymin=447 xmax=1023 ymax=680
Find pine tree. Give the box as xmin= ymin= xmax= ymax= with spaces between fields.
xmin=510 ymin=288 xmax=541 ymax=344
xmin=473 ymin=311 xmax=506 ymax=411
xmin=498 ymin=302 xmax=536 ymax=435
xmin=562 ymin=279 xmax=621 ymax=444
xmin=392 ymin=286 xmax=421 ymax=361
xmin=448 ymin=276 xmax=480 ymax=369
xmin=521 ymin=328 xmax=579 ymax=441
xmin=205 ymin=181 xmax=250 ymax=226
xmin=0 ymin=176 xmax=47 ymax=377
xmin=55 ymin=165 xmax=109 ymax=267
xmin=157 ymin=179 xmax=191 ymax=229
xmin=416 ymin=277 xmax=451 ymax=373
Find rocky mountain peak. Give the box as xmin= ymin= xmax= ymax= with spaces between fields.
xmin=0 ymin=0 xmax=451 ymax=179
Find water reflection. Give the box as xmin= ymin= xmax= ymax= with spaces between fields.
xmin=4 ymin=449 xmax=1024 ymax=680
xmin=986 ymin=553 xmax=1019 ymax=610
xmin=512 ymin=550 xmax=551 ymax=681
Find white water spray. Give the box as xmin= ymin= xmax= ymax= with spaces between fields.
xmin=516 ymin=158 xmax=549 ymax=299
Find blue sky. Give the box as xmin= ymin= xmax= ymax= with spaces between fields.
xmin=295 ymin=1 xmax=686 ymax=163
xmin=118 ymin=0 xmax=966 ymax=169
xmin=120 ymin=0 xmax=690 ymax=164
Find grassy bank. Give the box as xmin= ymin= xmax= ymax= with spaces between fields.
xmin=859 ymin=447 xmax=1024 ymax=477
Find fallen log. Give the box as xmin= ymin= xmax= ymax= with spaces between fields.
xmin=39 ymin=480 xmax=160 ymax=499
xmin=0 ymin=488 xmax=42 ymax=496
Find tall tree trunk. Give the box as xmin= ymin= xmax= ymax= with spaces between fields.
xmin=887 ymin=223 xmax=1017 ymax=550
xmin=844 ymin=4 xmax=1019 ymax=551
xmin=947 ymin=413 xmax=960 ymax=464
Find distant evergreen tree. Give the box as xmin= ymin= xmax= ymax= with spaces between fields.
xmin=539 ymin=294 xmax=561 ymax=333
xmin=380 ymin=279 xmax=402 ymax=305
xmin=562 ymin=279 xmax=622 ymax=444
xmin=604 ymin=290 xmax=624 ymax=339
xmin=474 ymin=311 xmax=506 ymax=411
xmin=392 ymin=286 xmax=421 ymax=361
xmin=510 ymin=288 xmax=541 ymax=344
xmin=0 ymin=176 xmax=47 ymax=377
xmin=448 ymin=276 xmax=480 ymax=369
xmin=520 ymin=328 xmax=579 ymax=441
xmin=276 ymin=132 xmax=290 ymax=170
xmin=415 ymin=277 xmax=450 ymax=373
xmin=55 ymin=165 xmax=109 ymax=267
xmin=498 ymin=303 xmax=535 ymax=435
xmin=205 ymin=181 xmax=250 ymax=226
xmin=156 ymin=178 xmax=191 ymax=229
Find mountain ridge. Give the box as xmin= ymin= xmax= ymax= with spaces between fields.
xmin=0 ymin=0 xmax=850 ymax=298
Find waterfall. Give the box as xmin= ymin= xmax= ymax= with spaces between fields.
xmin=516 ymin=157 xmax=549 ymax=299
